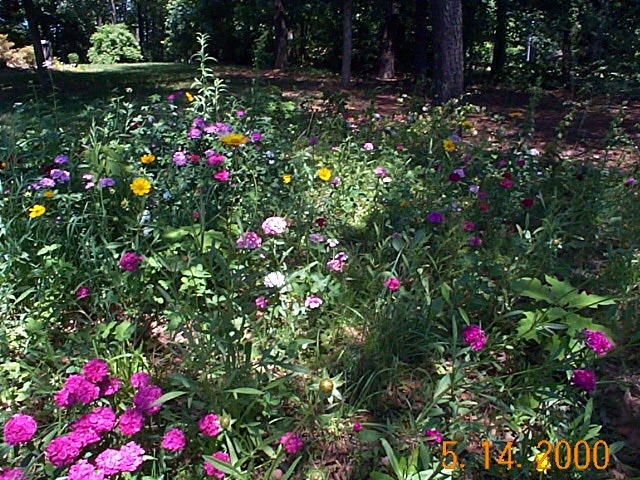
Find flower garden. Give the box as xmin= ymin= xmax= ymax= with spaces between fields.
xmin=1 ymin=42 xmax=639 ymax=480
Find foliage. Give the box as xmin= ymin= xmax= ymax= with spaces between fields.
xmin=87 ymin=23 xmax=144 ymax=65
xmin=67 ymin=52 xmax=79 ymax=64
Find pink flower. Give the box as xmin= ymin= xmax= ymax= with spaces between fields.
xmin=72 ymin=406 xmax=116 ymax=434
xmin=304 ymin=295 xmax=323 ymax=309
xmin=261 ymin=216 xmax=288 ymax=236
xmin=374 ymin=166 xmax=388 ymax=177
xmin=69 ymin=426 xmax=102 ymax=447
xmin=204 ymin=451 xmax=230 ymax=478
xmin=95 ymin=448 xmax=122 ymax=475
xmin=173 ymin=151 xmax=187 ymax=167
xmin=255 ymin=296 xmax=269 ymax=309
xmin=119 ymin=441 xmax=145 ymax=472
xmin=461 ymin=220 xmax=475 ymax=232
xmin=279 ymin=431 xmax=304 ymax=454
xmin=571 ymin=369 xmax=596 ymax=392
xmin=309 ymin=233 xmax=325 ymax=243
xmin=54 ymin=374 xmax=100 ymax=408
xmin=118 ymin=408 xmax=145 ymax=436
xmin=98 ymin=376 xmax=121 ymax=396
xmin=45 ymin=435 xmax=82 ymax=467
xmin=83 ymin=359 xmax=109 ymax=383
xmin=3 ymin=414 xmax=37 ymax=445
xmin=424 ymin=429 xmax=442 ymax=444
xmin=363 ymin=142 xmax=374 ymax=151
xmin=352 ymin=422 xmax=362 ymax=432
xmin=236 ymin=110 xmax=245 ymax=117
xmin=67 ymin=460 xmax=105 ymax=480
xmin=461 ymin=325 xmax=487 ymax=351
xmin=326 ymin=251 xmax=348 ymax=272
xmin=130 ymin=372 xmax=151 ymax=389
xmin=0 ymin=468 xmax=26 ymax=480
xmin=500 ymin=178 xmax=513 ymax=188
xmin=199 ymin=413 xmax=222 ymax=437
xmin=384 ymin=277 xmax=400 ymax=291
xmin=236 ymin=232 xmax=263 ymax=249
xmin=133 ymin=385 xmax=163 ymax=415
xmin=250 ymin=131 xmax=262 ymax=142
xmin=469 ymin=236 xmax=482 ymax=247
xmin=161 ymin=428 xmax=186 ymax=451
xmin=76 ymin=285 xmax=90 ymax=299
xmin=119 ymin=251 xmax=143 ymax=272
xmin=205 ymin=151 xmax=225 ymax=166
xmin=582 ymin=329 xmax=612 ymax=356
xmin=213 ymin=169 xmax=230 ymax=182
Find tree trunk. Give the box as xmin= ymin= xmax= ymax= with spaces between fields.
xmin=414 ymin=0 xmax=428 ymax=77
xmin=589 ymin=0 xmax=609 ymax=63
xmin=110 ymin=0 xmax=117 ymax=23
xmin=491 ymin=0 xmax=507 ymax=82
xmin=21 ymin=0 xmax=51 ymax=91
xmin=378 ymin=1 xmax=400 ymax=79
xmin=561 ymin=26 xmax=572 ymax=89
xmin=431 ymin=0 xmax=464 ymax=103
xmin=273 ymin=0 xmax=288 ymax=69
xmin=341 ymin=0 xmax=353 ymax=88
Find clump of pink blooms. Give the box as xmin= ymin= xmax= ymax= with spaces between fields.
xmin=571 ymin=369 xmax=596 ymax=392
xmin=199 ymin=413 xmax=222 ymax=437
xmin=279 ymin=431 xmax=304 ymax=454
xmin=236 ymin=231 xmax=262 ymax=249
xmin=461 ymin=325 xmax=487 ymax=351
xmin=326 ymin=252 xmax=348 ymax=272
xmin=0 ymin=468 xmax=26 ymax=480
xmin=582 ymin=329 xmax=612 ymax=356
xmin=3 ymin=414 xmax=37 ymax=445
xmin=204 ymin=451 xmax=231 ymax=478
xmin=384 ymin=277 xmax=401 ymax=291
xmin=119 ymin=251 xmax=143 ymax=272
xmin=304 ymin=295 xmax=323 ymax=309
xmin=424 ymin=429 xmax=442 ymax=444
xmin=161 ymin=428 xmax=186 ymax=451
xmin=261 ymin=216 xmax=288 ymax=236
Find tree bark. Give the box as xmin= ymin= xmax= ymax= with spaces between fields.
xmin=431 ymin=0 xmax=464 ymax=103
xmin=273 ymin=0 xmax=288 ymax=69
xmin=414 ymin=0 xmax=428 ymax=77
xmin=21 ymin=0 xmax=51 ymax=90
xmin=561 ymin=26 xmax=572 ymax=89
xmin=491 ymin=0 xmax=507 ymax=82
xmin=378 ymin=1 xmax=400 ymax=79
xmin=341 ymin=0 xmax=353 ymax=88
xmin=110 ymin=0 xmax=117 ymax=23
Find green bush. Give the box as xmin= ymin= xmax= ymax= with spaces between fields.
xmin=87 ymin=23 xmax=143 ymax=64
xmin=67 ymin=52 xmax=79 ymax=64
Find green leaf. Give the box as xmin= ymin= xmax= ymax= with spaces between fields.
xmin=226 ymin=387 xmax=264 ymax=396
xmin=150 ymin=390 xmax=187 ymax=408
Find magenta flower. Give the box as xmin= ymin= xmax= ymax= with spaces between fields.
xmin=461 ymin=220 xmax=475 ymax=232
xmin=255 ymin=296 xmax=269 ymax=309
xmin=326 ymin=251 xmax=348 ymax=272
xmin=94 ymin=448 xmax=122 ymax=475
xmin=424 ymin=429 xmax=442 ymax=444
xmin=161 ymin=428 xmax=186 ymax=451
xmin=199 ymin=413 xmax=222 ymax=437
xmin=205 ymin=150 xmax=225 ymax=166
xmin=500 ymin=178 xmax=513 ymax=188
xmin=188 ymin=127 xmax=202 ymax=139
xmin=204 ymin=451 xmax=231 ymax=478
xmin=54 ymin=154 xmax=69 ymax=165
xmin=250 ymin=131 xmax=262 ymax=142
xmin=353 ymin=422 xmax=362 ymax=432
xmin=118 ymin=408 xmax=145 ymax=436
xmin=45 ymin=435 xmax=82 ymax=467
xmin=133 ymin=384 xmax=163 ymax=415
xmin=50 ymin=169 xmax=71 ymax=183
xmin=304 ymin=295 xmax=323 ymax=309
xmin=76 ymin=285 xmax=90 ymax=299
xmin=469 ymin=236 xmax=482 ymax=247
xmin=69 ymin=426 xmax=101 ymax=448
xmin=130 ymin=372 xmax=151 ymax=389
xmin=98 ymin=376 xmax=121 ymax=397
xmin=384 ymin=277 xmax=401 ymax=291
xmin=583 ymin=329 xmax=612 ymax=356
xmin=236 ymin=110 xmax=245 ymax=117
xmin=236 ymin=232 xmax=263 ymax=249
xmin=279 ymin=431 xmax=304 ymax=454
xmin=461 ymin=325 xmax=487 ymax=351
xmin=213 ymin=169 xmax=230 ymax=182
xmin=67 ymin=460 xmax=105 ymax=480
xmin=54 ymin=374 xmax=100 ymax=408
xmin=72 ymin=406 xmax=116 ymax=434
xmin=427 ymin=211 xmax=444 ymax=224
xmin=82 ymin=359 xmax=109 ymax=383
xmin=571 ymin=369 xmax=596 ymax=392
xmin=173 ymin=151 xmax=187 ymax=167
xmin=0 ymin=468 xmax=26 ymax=480
xmin=261 ymin=216 xmax=288 ymax=236
xmin=119 ymin=251 xmax=143 ymax=272
xmin=3 ymin=414 xmax=37 ymax=445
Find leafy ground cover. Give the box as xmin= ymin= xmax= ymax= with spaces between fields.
xmin=1 ymin=46 xmax=640 ymax=479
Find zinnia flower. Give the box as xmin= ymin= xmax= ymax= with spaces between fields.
xmin=317 ymin=167 xmax=332 ymax=181
xmin=140 ymin=153 xmax=155 ymax=164
xmin=443 ymin=139 xmax=456 ymax=152
xmin=571 ymin=369 xmax=596 ymax=392
xmin=384 ymin=277 xmax=401 ymax=291
xmin=130 ymin=178 xmax=151 ymax=196
xmin=3 ymin=414 xmax=37 ymax=445
xmin=28 ymin=204 xmax=46 ymax=218
xmin=461 ymin=325 xmax=487 ymax=351
xmin=220 ymin=132 xmax=249 ymax=146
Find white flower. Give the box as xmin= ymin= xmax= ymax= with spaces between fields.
xmin=264 ymin=271 xmax=286 ymax=289
xmin=528 ymin=148 xmax=540 ymax=156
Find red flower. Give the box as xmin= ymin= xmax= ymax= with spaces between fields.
xmin=521 ymin=198 xmax=534 ymax=208
xmin=315 ymin=217 xmax=326 ymax=228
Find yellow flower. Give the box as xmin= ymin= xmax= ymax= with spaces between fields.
xmin=28 ymin=204 xmax=46 ymax=218
xmin=509 ymin=111 xmax=524 ymax=119
xmin=443 ymin=139 xmax=456 ymax=152
xmin=534 ymin=453 xmax=550 ymax=473
xmin=220 ymin=132 xmax=249 ymax=147
xmin=185 ymin=91 xmax=194 ymax=102
xmin=0 ymin=161 xmax=7 ymax=169
xmin=43 ymin=190 xmax=55 ymax=198
xmin=317 ymin=167 xmax=332 ymax=181
xmin=130 ymin=177 xmax=152 ymax=196
xmin=461 ymin=120 xmax=473 ymax=130
xmin=282 ymin=174 xmax=292 ymax=184
xmin=140 ymin=153 xmax=156 ymax=164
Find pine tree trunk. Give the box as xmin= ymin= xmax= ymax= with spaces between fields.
xmin=491 ymin=0 xmax=507 ymax=82
xmin=378 ymin=1 xmax=399 ymax=79
xmin=431 ymin=0 xmax=464 ymax=103
xmin=273 ymin=0 xmax=288 ymax=69
xmin=414 ymin=0 xmax=428 ymax=77
xmin=21 ymin=0 xmax=51 ymax=91
xmin=341 ymin=0 xmax=353 ymax=88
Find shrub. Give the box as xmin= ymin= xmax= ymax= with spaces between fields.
xmin=67 ymin=52 xmax=79 ymax=64
xmin=87 ymin=24 xmax=143 ymax=64
xmin=7 ymin=46 xmax=35 ymax=68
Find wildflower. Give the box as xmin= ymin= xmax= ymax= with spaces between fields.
xmin=69 ymin=426 xmax=101 ymax=447
xmin=396 ymin=144 xmax=405 ymax=151
xmin=50 ymin=169 xmax=71 ymax=183
xmin=304 ymin=295 xmax=323 ymax=309
xmin=317 ymin=167 xmax=332 ymax=181
xmin=213 ymin=169 xmax=230 ymax=182
xmin=67 ymin=460 xmax=105 ymax=480
xmin=316 ymin=217 xmax=327 ymax=228
xmin=427 ymin=211 xmax=443 ymax=224
xmin=461 ymin=325 xmax=487 ymax=351
xmin=118 ymin=408 xmax=145 ymax=436
xmin=309 ymin=233 xmax=325 ymax=243
xmin=461 ymin=120 xmax=473 ymax=130
xmin=110 ymin=441 xmax=145 ymax=473
xmin=326 ymin=238 xmax=339 ymax=247
xmin=469 ymin=236 xmax=482 ymax=247
xmin=282 ymin=174 xmax=292 ymax=184
xmin=250 ymin=131 xmax=262 ymax=142
xmin=220 ymin=132 xmax=249 ymax=146
xmin=384 ymin=277 xmax=401 ymax=291
xmin=264 ymin=271 xmax=286 ymax=289
xmin=45 ymin=435 xmax=82 ymax=467
xmin=255 ymin=296 xmax=269 ymax=309
xmin=188 ymin=127 xmax=202 ymax=139
xmin=185 ymin=91 xmax=194 ymax=102
xmin=28 ymin=204 xmax=46 ymax=218
xmin=582 ymin=329 xmax=612 ymax=356
xmin=205 ymin=151 xmax=225 ymax=166
xmin=625 ymin=177 xmax=637 ymax=187
xmin=173 ymin=151 xmax=187 ymax=167
xmin=236 ymin=232 xmax=262 ymax=249
xmin=363 ymin=142 xmax=374 ymax=151
xmin=571 ymin=369 xmax=596 ymax=392
xmin=528 ymin=148 xmax=540 ymax=156
xmin=199 ymin=413 xmax=222 ymax=437
xmin=279 ymin=432 xmax=304 ymax=454
xmin=94 ymin=448 xmax=122 ymax=475
xmin=162 ymin=428 xmax=186 ymax=451
xmin=534 ymin=452 xmax=550 ymax=472
xmin=100 ymin=177 xmax=116 ymax=188
xmin=133 ymin=384 xmax=163 ymax=415
xmin=330 ymin=176 xmax=342 ymax=186
xmin=3 ymin=414 xmax=37 ymax=445
xmin=140 ymin=153 xmax=155 ymax=164
xmin=326 ymin=252 xmax=348 ymax=272
xmin=54 ymin=154 xmax=69 ymax=164
xmin=236 ymin=110 xmax=245 ymax=117
xmin=130 ymin=177 xmax=151 ymax=196
xmin=353 ymin=423 xmax=362 ymax=432
xmin=521 ymin=198 xmax=534 ymax=208
xmin=119 ymin=251 xmax=143 ymax=272
xmin=424 ymin=429 xmax=442 ymax=444
xmin=38 ymin=178 xmax=56 ymax=189
xmin=262 ymin=216 xmax=288 ymax=236
xmin=449 ymin=172 xmax=462 ymax=182
xmin=309 ymin=136 xmax=318 ymax=146
xmin=374 ymin=166 xmax=388 ymax=177
xmin=204 ymin=451 xmax=231 ymax=478
xmin=453 ymin=168 xmax=465 ymax=178
xmin=462 ymin=220 xmax=475 ymax=232
xmin=82 ymin=359 xmax=109 ymax=383
xmin=469 ymin=185 xmax=480 ymax=195
xmin=443 ymin=139 xmax=456 ymax=152
xmin=500 ymin=178 xmax=513 ymax=188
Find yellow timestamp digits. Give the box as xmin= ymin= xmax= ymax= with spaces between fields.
xmin=441 ymin=439 xmax=610 ymax=471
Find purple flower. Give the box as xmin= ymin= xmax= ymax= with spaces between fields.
xmin=45 ymin=435 xmax=82 ymax=467
xmin=453 ymin=168 xmax=465 ymax=178
xmin=188 ymin=127 xmax=202 ymax=139
xmin=3 ymin=414 xmax=37 ymax=445
xmin=50 ymin=169 xmax=70 ymax=183
xmin=204 ymin=451 xmax=230 ymax=478
xmin=173 ymin=151 xmax=187 ymax=167
xmin=625 ymin=177 xmax=637 ymax=187
xmin=100 ymin=177 xmax=115 ymax=188
xmin=161 ymin=428 xmax=186 ymax=451
xmin=384 ymin=277 xmax=401 ymax=291
xmin=461 ymin=325 xmax=487 ymax=351
xmin=571 ymin=369 xmax=596 ymax=392
xmin=236 ymin=232 xmax=262 ymax=249
xmin=199 ymin=413 xmax=222 ymax=437
xmin=130 ymin=372 xmax=151 ymax=389
xmin=54 ymin=374 xmax=100 ymax=408
xmin=38 ymin=177 xmax=56 ymax=189
xmin=117 ymin=408 xmax=145 ymax=436
xmin=255 ymin=296 xmax=269 ymax=309
xmin=583 ymin=329 xmax=612 ymax=356
xmin=469 ymin=236 xmax=482 ymax=247
xmin=279 ymin=432 xmax=304 ymax=454
xmin=95 ymin=448 xmax=122 ymax=475
xmin=461 ymin=220 xmax=475 ymax=232
xmin=308 ymin=136 xmax=318 ymax=146
xmin=119 ymin=251 xmax=143 ymax=272
xmin=82 ymin=359 xmax=109 ymax=383
xmin=54 ymin=154 xmax=69 ymax=165
xmin=309 ymin=233 xmax=325 ymax=243
xmin=327 ymin=252 xmax=348 ymax=272
xmin=469 ymin=185 xmax=480 ymax=194
xmin=363 ymin=142 xmax=374 ymax=151
xmin=374 ymin=166 xmax=388 ymax=178
xmin=304 ymin=295 xmax=323 ymax=309
xmin=133 ymin=384 xmax=163 ymax=415
xmin=424 ymin=429 xmax=442 ymax=444
xmin=69 ymin=426 xmax=102 ymax=447
xmin=213 ymin=169 xmax=230 ymax=182
xmin=330 ymin=176 xmax=342 ymax=187
xmin=192 ymin=117 xmax=206 ymax=129
xmin=427 ymin=211 xmax=444 ymax=224
xmin=250 ymin=131 xmax=262 ymax=142
xmin=98 ymin=376 xmax=121 ymax=397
